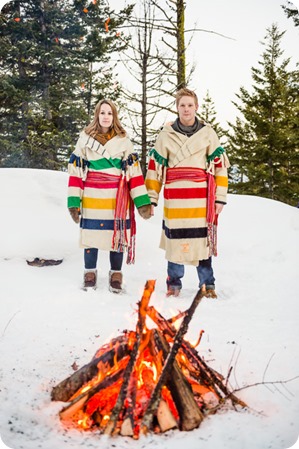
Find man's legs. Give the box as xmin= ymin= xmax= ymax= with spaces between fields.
xmin=196 ymin=257 xmax=217 ymax=298
xmin=166 ymin=261 xmax=185 ymax=296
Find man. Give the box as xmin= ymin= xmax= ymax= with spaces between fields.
xmin=145 ymin=87 xmax=230 ymax=298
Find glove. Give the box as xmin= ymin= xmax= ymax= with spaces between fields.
xmin=69 ymin=207 xmax=80 ymax=224
xmin=137 ymin=204 xmax=152 ymax=220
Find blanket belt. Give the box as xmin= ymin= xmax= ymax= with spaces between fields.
xmin=166 ymin=167 xmax=218 ymax=257
xmin=86 ymin=171 xmax=136 ymax=264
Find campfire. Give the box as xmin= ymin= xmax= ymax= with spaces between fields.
xmin=51 ymin=280 xmax=246 ymax=438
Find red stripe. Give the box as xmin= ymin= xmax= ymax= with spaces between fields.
xmin=214 ymin=157 xmax=223 ymax=167
xmin=164 ymin=187 xmax=207 ymax=199
xmin=68 ymin=176 xmax=84 ymax=189
xmin=129 ymin=174 xmax=146 ymax=190
xmin=148 ymin=159 xmax=156 ymax=170
xmin=84 ymin=180 xmax=119 ymax=189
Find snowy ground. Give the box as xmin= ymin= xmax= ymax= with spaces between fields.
xmin=0 ymin=168 xmax=298 ymax=449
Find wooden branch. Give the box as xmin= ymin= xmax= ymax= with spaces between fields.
xmin=141 ymin=288 xmax=205 ymax=434
xmin=147 ymin=304 xmax=246 ymax=408
xmin=51 ymin=340 xmax=129 ymax=402
xmin=59 ymin=367 xmax=126 ymax=420
xmin=156 ymin=398 xmax=178 ymax=432
xmin=153 ymin=329 xmax=204 ymax=431
xmin=120 ymin=375 xmax=137 ymax=437
xmin=104 ymin=280 xmax=156 ymax=436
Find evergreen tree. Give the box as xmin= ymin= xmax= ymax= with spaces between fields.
xmin=0 ymin=0 xmax=132 ymax=169
xmin=282 ymin=1 xmax=299 ymax=27
xmin=227 ymin=24 xmax=299 ymax=206
xmin=199 ymin=90 xmax=226 ymax=141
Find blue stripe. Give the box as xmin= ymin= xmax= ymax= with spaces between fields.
xmin=81 ymin=218 xmax=131 ymax=230
xmin=162 ymin=220 xmax=207 ymax=239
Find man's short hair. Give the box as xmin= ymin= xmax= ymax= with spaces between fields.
xmin=175 ymin=88 xmax=198 ymax=108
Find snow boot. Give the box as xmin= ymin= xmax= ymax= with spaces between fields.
xmin=109 ymin=270 xmax=123 ymax=294
xmin=205 ymin=284 xmax=217 ymax=299
xmin=83 ymin=269 xmax=97 ymax=290
xmin=166 ymin=286 xmax=181 ymax=297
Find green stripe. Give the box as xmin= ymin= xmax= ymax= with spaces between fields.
xmin=149 ymin=148 xmax=168 ymax=167
xmin=89 ymin=158 xmax=122 ymax=170
xmin=207 ymin=146 xmax=225 ymax=163
xmin=134 ymin=194 xmax=151 ymax=208
xmin=68 ymin=196 xmax=81 ymax=208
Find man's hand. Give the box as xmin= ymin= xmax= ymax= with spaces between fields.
xmin=215 ymin=203 xmax=224 ymax=215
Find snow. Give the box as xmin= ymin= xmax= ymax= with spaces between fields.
xmin=0 ymin=168 xmax=298 ymax=449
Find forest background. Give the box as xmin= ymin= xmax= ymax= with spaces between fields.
xmin=0 ymin=0 xmax=298 ymax=205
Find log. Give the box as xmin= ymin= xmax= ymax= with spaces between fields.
xmin=51 ymin=340 xmax=129 ymax=402
xmin=153 ymin=329 xmax=204 ymax=431
xmin=120 ymin=375 xmax=137 ymax=437
xmin=141 ymin=287 xmax=205 ymax=434
xmin=148 ymin=305 xmax=246 ymax=408
xmin=59 ymin=367 xmax=126 ymax=420
xmin=104 ymin=280 xmax=156 ymax=436
xmin=156 ymin=399 xmax=178 ymax=432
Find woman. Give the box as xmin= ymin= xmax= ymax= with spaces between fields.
xmin=67 ymin=99 xmax=151 ymax=293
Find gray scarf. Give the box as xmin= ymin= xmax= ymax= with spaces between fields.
xmin=171 ymin=117 xmax=204 ymax=137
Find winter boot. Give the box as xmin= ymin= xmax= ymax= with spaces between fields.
xmin=166 ymin=286 xmax=181 ymax=297
xmin=109 ymin=270 xmax=123 ymax=294
xmin=205 ymin=284 xmax=217 ymax=299
xmin=83 ymin=269 xmax=97 ymax=290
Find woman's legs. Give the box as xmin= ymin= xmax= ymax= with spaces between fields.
xmin=84 ymin=248 xmax=98 ymax=269
xmin=110 ymin=251 xmax=123 ymax=271
xmin=83 ymin=248 xmax=98 ymax=288
xmin=109 ymin=251 xmax=124 ymax=293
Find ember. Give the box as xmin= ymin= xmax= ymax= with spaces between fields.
xmin=51 ymin=280 xmax=246 ymax=438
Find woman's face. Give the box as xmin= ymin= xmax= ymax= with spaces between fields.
xmin=98 ymin=103 xmax=113 ymax=132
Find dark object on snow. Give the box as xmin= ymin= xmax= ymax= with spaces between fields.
xmin=26 ymin=258 xmax=63 ymax=267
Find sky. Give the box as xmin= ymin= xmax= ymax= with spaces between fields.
xmin=0 ymin=168 xmax=299 ymax=449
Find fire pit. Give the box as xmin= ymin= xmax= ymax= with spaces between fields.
xmin=51 ymin=280 xmax=246 ymax=438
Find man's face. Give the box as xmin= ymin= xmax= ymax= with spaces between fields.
xmin=177 ymin=95 xmax=198 ymax=126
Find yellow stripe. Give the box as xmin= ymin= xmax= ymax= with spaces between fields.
xmin=82 ymin=197 xmax=116 ymax=209
xmin=164 ymin=207 xmax=206 ymax=219
xmin=216 ymin=176 xmax=228 ymax=187
xmin=145 ymin=178 xmax=162 ymax=193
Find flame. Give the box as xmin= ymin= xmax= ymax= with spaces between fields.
xmin=188 ymin=330 xmax=205 ymax=348
xmin=77 ymin=413 xmax=92 ymax=430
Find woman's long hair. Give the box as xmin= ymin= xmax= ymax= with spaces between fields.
xmin=84 ymin=99 xmax=126 ymax=137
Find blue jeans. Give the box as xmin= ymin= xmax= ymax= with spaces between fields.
xmin=167 ymin=257 xmax=215 ymax=290
xmin=84 ymin=248 xmax=123 ymax=271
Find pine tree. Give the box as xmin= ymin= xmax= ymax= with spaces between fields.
xmin=199 ymin=90 xmax=226 ymax=141
xmin=227 ymin=24 xmax=299 ymax=205
xmin=0 ymin=0 xmax=132 ymax=169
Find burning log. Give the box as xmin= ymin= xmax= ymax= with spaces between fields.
xmin=104 ymin=279 xmax=156 ymax=436
xmin=152 ymin=328 xmax=204 ymax=431
xmin=51 ymin=335 xmax=131 ymax=402
xmin=141 ymin=288 xmax=205 ymax=434
xmin=147 ymin=304 xmax=246 ymax=409
xmin=51 ymin=280 xmax=247 ymax=438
